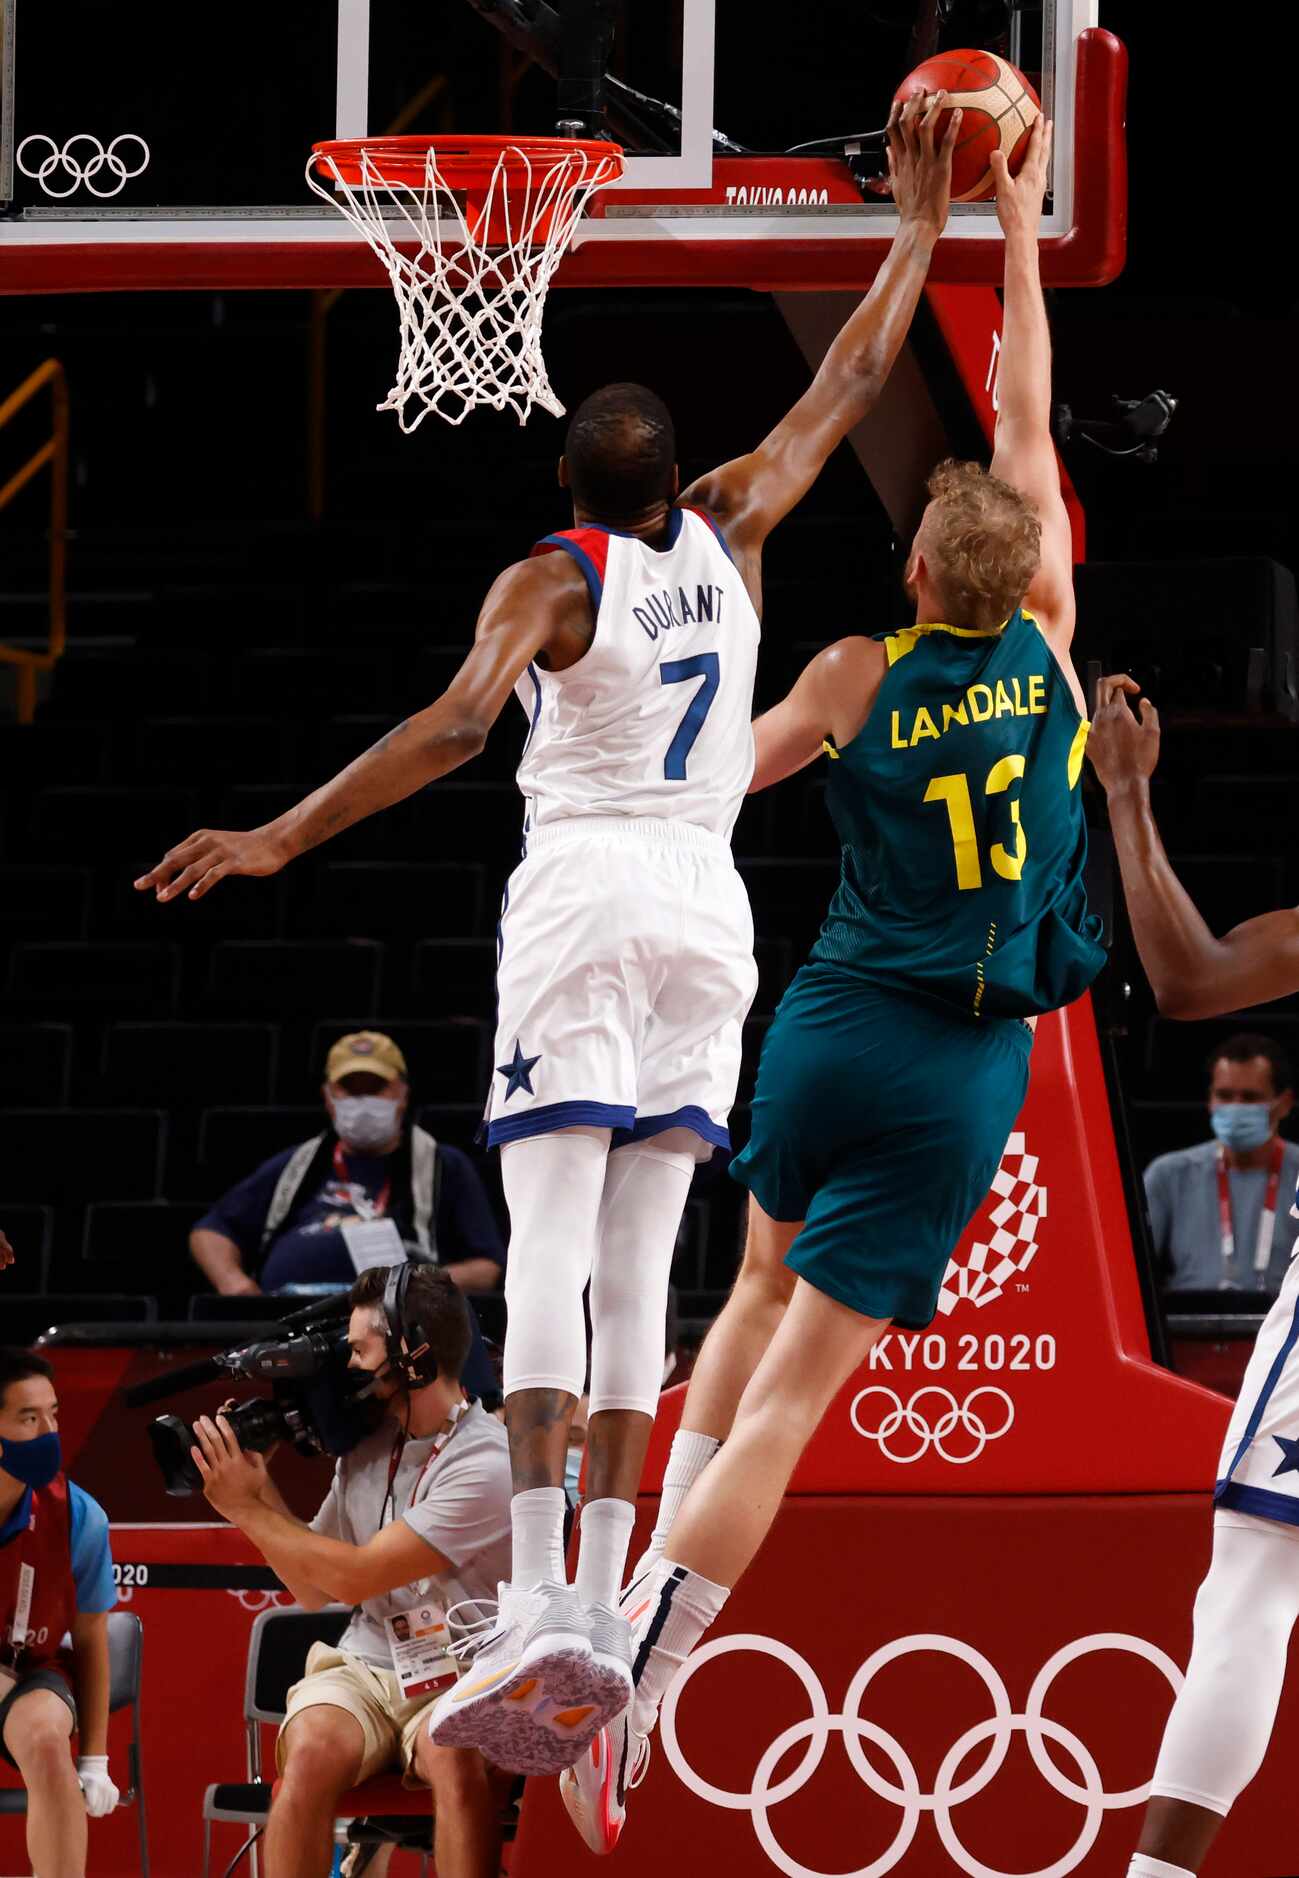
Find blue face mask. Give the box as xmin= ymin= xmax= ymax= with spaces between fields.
xmin=1211 ymin=1104 xmax=1274 ymax=1154
xmin=0 ymin=1431 xmax=62 ymax=1491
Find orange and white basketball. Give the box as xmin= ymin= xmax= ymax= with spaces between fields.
xmin=894 ymin=49 xmax=1041 ymax=203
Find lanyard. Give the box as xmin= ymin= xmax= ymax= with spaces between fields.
xmin=382 ymin=1400 xmax=470 ymax=1526
xmin=1 ymin=1501 xmax=36 ymax=1662
xmin=333 ymin=1142 xmax=391 ymax=1222
xmin=1217 ymin=1139 xmax=1284 ymax=1282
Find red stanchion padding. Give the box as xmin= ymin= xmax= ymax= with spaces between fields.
xmin=518 ymin=1495 xmax=1299 ymax=1877
xmin=642 ymin=997 xmax=1230 ymax=1497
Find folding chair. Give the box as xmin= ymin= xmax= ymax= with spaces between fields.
xmin=0 ymin=1610 xmax=150 ymax=1875
xmin=201 ymin=1605 xmax=350 ymax=1878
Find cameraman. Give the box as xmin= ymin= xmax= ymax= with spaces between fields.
xmin=190 ymin=1266 xmax=513 ymax=1878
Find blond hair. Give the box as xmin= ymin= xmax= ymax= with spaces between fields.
xmin=920 ymin=459 xmax=1042 ymax=632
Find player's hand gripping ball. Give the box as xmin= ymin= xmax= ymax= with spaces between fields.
xmin=894 ymin=49 xmax=1040 ymax=202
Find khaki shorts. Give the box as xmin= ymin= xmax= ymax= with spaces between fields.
xmin=277 ymin=1641 xmax=439 ymax=1789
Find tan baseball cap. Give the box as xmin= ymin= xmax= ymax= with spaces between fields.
xmin=325 ymin=1031 xmax=408 ymax=1084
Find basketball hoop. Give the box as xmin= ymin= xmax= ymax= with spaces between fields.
xmin=306 ymin=135 xmax=624 ymax=431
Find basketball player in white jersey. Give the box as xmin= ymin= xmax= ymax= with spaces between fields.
xmin=135 ymin=93 xmax=959 ymax=1777
xmin=1083 ymin=678 xmax=1299 ymax=1878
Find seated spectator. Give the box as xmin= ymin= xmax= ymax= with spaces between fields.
xmin=1 ymin=1347 xmax=119 ymax=1877
xmin=1144 ymin=1032 xmax=1299 ymax=1294
xmin=0 ymin=1229 xmax=13 ymax=1272
xmin=190 ymin=1031 xmax=505 ymax=1297
xmin=189 ymin=1265 xmax=515 ymax=1878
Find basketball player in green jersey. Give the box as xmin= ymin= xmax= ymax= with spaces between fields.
xmin=559 ymin=117 xmax=1107 ymax=1847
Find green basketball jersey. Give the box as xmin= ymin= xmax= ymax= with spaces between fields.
xmin=809 ymin=610 xmax=1106 ymax=1019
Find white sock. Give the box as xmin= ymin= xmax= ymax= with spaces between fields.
xmin=1128 ymin=1858 xmax=1195 ymax=1877
xmin=648 ymin=1430 xmax=721 ymax=1559
xmin=575 ymin=1497 xmax=637 ymax=1610
xmin=630 ymin=1558 xmax=729 ymax=1735
xmin=510 ymin=1487 xmax=568 ymax=1588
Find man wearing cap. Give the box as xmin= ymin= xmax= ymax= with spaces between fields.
xmin=189 ymin=1031 xmax=506 ymax=1300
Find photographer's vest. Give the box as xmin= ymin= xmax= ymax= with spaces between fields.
xmin=259 ymin=1125 xmax=442 ymax=1265
xmin=0 ymin=1475 xmax=76 ymax=1678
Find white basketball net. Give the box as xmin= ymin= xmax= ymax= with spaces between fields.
xmin=306 ymin=142 xmax=623 ymax=431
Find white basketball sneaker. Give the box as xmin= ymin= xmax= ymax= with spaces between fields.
xmin=427 ymin=1580 xmax=630 ymax=1775
xmin=560 ymin=1706 xmax=652 ymax=1854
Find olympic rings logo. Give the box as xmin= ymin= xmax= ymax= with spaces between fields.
xmin=850 ymin=1386 xmax=1015 ymax=1464
xmin=17 ymin=134 xmax=150 ymax=200
xmin=661 ymin=1631 xmax=1182 ymax=1878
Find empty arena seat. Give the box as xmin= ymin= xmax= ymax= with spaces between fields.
xmin=414 ymin=1103 xmax=488 ymax=1151
xmin=399 ymin=783 xmax=522 ymax=863
xmin=0 ymin=1206 xmax=54 ymax=1291
xmin=30 ymin=785 xmax=200 ymax=864
xmin=44 ymin=649 xmax=216 ymax=719
xmin=0 ymin=1023 xmax=72 ymax=1105
xmin=0 ymin=867 xmax=91 ymax=949
xmin=197 ymin=1106 xmax=325 ymax=1193
xmin=203 ymin=940 xmax=384 ymax=1018
xmin=303 ymin=862 xmax=488 ymax=941
xmin=738 ymin=857 xmax=841 ymax=954
xmin=103 ymin=865 xmax=286 ymax=942
xmin=411 ymin=940 xmax=498 ymax=1023
xmin=752 ymin=937 xmax=794 ymax=1017
xmin=1141 ymin=1014 xmax=1299 ymax=1100
xmin=121 ymin=716 xmax=299 ymax=786
xmin=0 ymin=719 xmax=109 ymax=791
xmin=305 ymin=1017 xmax=490 ymax=1105
xmin=233 ymin=647 xmax=391 ymax=713
xmin=1 ymin=1109 xmax=165 ymax=1203
xmin=1126 ymin=1101 xmax=1211 ymax=1172
xmin=1191 ymin=775 xmax=1299 ymax=851
xmin=82 ymin=1200 xmax=208 ymax=1274
xmin=99 ymin=1022 xmax=278 ymax=1108
xmin=5 ymin=1295 xmax=158 ymax=1343
xmin=7 ymin=942 xmax=181 ymax=1017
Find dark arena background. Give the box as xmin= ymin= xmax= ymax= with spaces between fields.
xmin=3 ymin=2 xmax=1299 ymax=1875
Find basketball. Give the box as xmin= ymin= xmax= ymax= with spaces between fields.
xmin=894 ymin=49 xmax=1041 ymax=203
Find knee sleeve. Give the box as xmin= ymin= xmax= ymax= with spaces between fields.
xmin=588 ymin=1134 xmax=696 ymax=1417
xmin=501 ymin=1127 xmax=609 ymax=1400
xmin=1150 ymin=1514 xmax=1299 ymax=1816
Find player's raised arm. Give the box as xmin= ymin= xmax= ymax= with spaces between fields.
xmin=987 ymin=117 xmax=1075 ymax=651
xmin=745 ymin=637 xmax=887 ymax=793
xmin=133 ymin=555 xmax=580 ymax=902
xmin=680 ymin=93 xmax=958 ymax=555
xmin=1090 ymin=674 xmax=1299 ymax=1018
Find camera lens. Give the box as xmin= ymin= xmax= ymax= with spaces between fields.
xmin=148 ymin=1414 xmax=203 ymax=1497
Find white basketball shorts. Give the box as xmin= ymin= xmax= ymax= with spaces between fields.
xmin=483 ymin=816 xmax=758 ymax=1162
xmin=1216 ymin=1246 xmax=1299 ymax=1529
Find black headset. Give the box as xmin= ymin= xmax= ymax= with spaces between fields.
xmin=380 ymin=1262 xmax=440 ymax=1391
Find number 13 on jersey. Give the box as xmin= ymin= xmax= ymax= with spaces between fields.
xmin=924 ymin=755 xmax=1027 ymax=890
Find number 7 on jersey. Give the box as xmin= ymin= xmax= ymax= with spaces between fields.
xmin=661 ymin=653 xmax=720 ymax=781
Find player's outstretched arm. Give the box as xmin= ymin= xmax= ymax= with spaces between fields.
xmin=680 ymin=94 xmax=957 ymax=557
xmin=747 ymin=637 xmax=887 ymax=793
xmin=987 ymin=118 xmax=1075 ymax=652
xmin=1090 ymin=674 xmax=1299 ymax=1018
xmin=134 ymin=556 xmax=576 ymax=902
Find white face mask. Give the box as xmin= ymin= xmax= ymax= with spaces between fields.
xmin=333 ymin=1094 xmax=401 ymax=1152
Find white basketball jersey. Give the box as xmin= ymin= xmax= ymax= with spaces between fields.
xmin=514 ymin=506 xmax=759 ymax=839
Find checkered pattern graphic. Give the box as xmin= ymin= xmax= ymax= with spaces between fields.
xmin=935 ymin=1132 xmax=1046 ymax=1315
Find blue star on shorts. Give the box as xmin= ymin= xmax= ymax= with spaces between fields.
xmin=1271 ymin=1435 xmax=1299 ymax=1479
xmin=496 ymin=1039 xmax=541 ymax=1101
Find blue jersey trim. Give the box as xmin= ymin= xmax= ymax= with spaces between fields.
xmin=1220 ymin=1286 xmax=1299 ymax=1488
xmin=486 ymin=1099 xmax=636 ymax=1147
xmin=538 ymin=535 xmax=604 ymax=612
xmin=522 ymin=662 xmax=543 ymax=752
xmin=615 ymin=1106 xmax=729 ymax=1151
xmin=1213 ymin=1480 xmax=1299 ymax=1529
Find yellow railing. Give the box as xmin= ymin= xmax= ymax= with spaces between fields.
xmin=0 ymin=358 xmax=69 ymax=723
